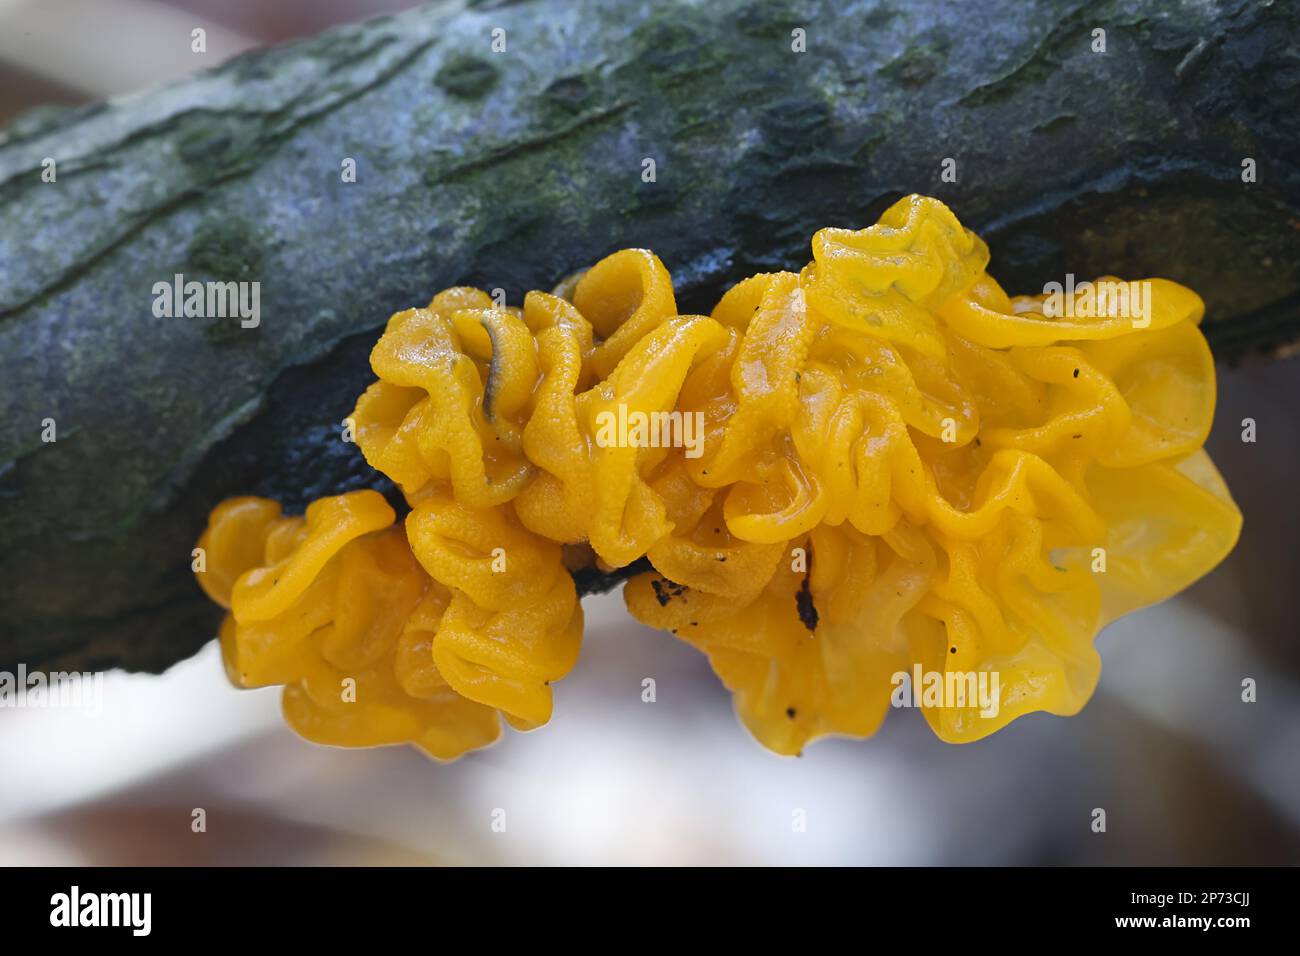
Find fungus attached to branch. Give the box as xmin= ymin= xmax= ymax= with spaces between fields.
xmin=196 ymin=195 xmax=1241 ymax=759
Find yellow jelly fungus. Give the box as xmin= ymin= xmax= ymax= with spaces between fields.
xmin=198 ymin=491 xmax=504 ymax=759
xmin=196 ymin=194 xmax=1240 ymax=759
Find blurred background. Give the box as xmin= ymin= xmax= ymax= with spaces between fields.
xmin=1 ymin=0 xmax=1297 ymax=866
xmin=0 ymin=0 xmax=418 ymax=126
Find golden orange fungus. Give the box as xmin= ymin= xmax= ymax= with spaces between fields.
xmin=196 ymin=194 xmax=1240 ymax=758
xmin=199 ymin=492 xmax=504 ymax=759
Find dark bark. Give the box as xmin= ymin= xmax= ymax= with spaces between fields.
xmin=0 ymin=0 xmax=1296 ymax=673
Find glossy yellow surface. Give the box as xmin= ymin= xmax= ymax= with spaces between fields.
xmin=198 ymin=194 xmax=1240 ymax=758
xmin=198 ymin=491 xmax=502 ymax=760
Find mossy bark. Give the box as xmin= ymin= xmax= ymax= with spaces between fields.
xmin=0 ymin=0 xmax=1296 ymax=672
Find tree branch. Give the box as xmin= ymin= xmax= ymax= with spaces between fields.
xmin=0 ymin=0 xmax=1295 ymax=672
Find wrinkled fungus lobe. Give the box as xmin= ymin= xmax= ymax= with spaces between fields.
xmin=196 ymin=195 xmax=1241 ymax=759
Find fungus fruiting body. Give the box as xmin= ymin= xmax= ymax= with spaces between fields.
xmin=196 ymin=194 xmax=1241 ymax=759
